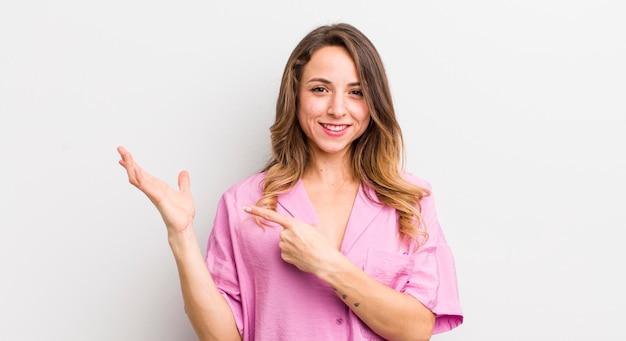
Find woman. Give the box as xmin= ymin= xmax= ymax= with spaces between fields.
xmin=118 ymin=23 xmax=462 ymax=341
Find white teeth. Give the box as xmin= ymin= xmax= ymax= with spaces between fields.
xmin=322 ymin=124 xmax=347 ymax=131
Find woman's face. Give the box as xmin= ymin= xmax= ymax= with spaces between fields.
xmin=297 ymin=45 xmax=370 ymax=159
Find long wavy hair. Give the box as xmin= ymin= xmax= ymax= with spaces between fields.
xmin=257 ymin=23 xmax=430 ymax=245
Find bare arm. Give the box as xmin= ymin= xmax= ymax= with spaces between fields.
xmin=117 ymin=146 xmax=241 ymax=341
xmin=243 ymin=205 xmax=434 ymax=341
xmin=319 ymin=253 xmax=434 ymax=341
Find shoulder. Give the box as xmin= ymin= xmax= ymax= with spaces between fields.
xmin=221 ymin=171 xmax=267 ymax=201
xmin=401 ymin=171 xmax=433 ymax=191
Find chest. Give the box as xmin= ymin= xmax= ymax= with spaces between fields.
xmin=305 ymin=183 xmax=359 ymax=250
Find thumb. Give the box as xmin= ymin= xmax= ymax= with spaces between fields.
xmin=178 ymin=170 xmax=191 ymax=192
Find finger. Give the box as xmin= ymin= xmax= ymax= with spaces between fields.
xmin=117 ymin=147 xmax=150 ymax=189
xmin=116 ymin=147 xmax=138 ymax=183
xmin=117 ymin=146 xmax=133 ymax=167
xmin=132 ymin=161 xmax=158 ymax=190
xmin=243 ymin=205 xmax=293 ymax=229
xmin=117 ymin=145 xmax=128 ymax=156
xmin=178 ymin=170 xmax=190 ymax=192
xmin=117 ymin=146 xmax=133 ymax=166
xmin=118 ymin=149 xmax=152 ymax=189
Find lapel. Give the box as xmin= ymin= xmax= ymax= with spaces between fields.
xmin=276 ymin=180 xmax=386 ymax=255
xmin=341 ymin=183 xmax=386 ymax=255
xmin=276 ymin=180 xmax=320 ymax=225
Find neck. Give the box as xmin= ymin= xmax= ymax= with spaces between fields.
xmin=303 ymin=153 xmax=356 ymax=187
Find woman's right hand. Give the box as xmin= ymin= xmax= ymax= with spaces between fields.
xmin=118 ymin=146 xmax=241 ymax=340
xmin=117 ymin=146 xmax=195 ymax=235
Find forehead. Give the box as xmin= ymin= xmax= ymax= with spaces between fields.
xmin=302 ymin=46 xmax=359 ymax=81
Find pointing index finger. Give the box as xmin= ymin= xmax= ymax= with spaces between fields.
xmin=243 ymin=205 xmax=292 ymax=229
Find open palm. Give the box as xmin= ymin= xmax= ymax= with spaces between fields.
xmin=117 ymin=146 xmax=195 ymax=234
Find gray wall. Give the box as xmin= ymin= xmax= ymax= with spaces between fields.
xmin=1 ymin=0 xmax=624 ymax=340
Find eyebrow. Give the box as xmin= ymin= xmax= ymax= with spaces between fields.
xmin=305 ymin=77 xmax=361 ymax=87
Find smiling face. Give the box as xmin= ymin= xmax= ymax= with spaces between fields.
xmin=297 ymin=45 xmax=371 ymax=160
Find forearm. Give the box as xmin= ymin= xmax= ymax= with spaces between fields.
xmin=168 ymin=227 xmax=241 ymax=341
xmin=318 ymin=255 xmax=434 ymax=341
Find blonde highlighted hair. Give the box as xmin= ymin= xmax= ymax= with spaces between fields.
xmin=258 ymin=23 xmax=430 ymax=245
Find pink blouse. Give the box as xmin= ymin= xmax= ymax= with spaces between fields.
xmin=205 ymin=172 xmax=463 ymax=340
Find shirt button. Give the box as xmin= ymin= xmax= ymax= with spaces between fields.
xmin=336 ymin=318 xmax=344 ymax=325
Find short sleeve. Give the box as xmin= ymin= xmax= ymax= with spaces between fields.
xmin=403 ymin=189 xmax=463 ymax=334
xmin=205 ymin=195 xmax=244 ymax=335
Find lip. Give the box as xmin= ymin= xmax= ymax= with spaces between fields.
xmin=320 ymin=123 xmax=350 ymax=136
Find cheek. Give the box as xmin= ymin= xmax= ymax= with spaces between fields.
xmin=296 ymin=106 xmax=308 ymax=125
xmin=360 ymin=117 xmax=371 ymax=134
xmin=356 ymin=114 xmax=371 ymax=136
xmin=296 ymin=108 xmax=312 ymax=135
xmin=359 ymin=110 xmax=371 ymax=126
xmin=353 ymin=101 xmax=369 ymax=119
xmin=300 ymin=92 xmax=329 ymax=114
xmin=302 ymin=99 xmax=324 ymax=115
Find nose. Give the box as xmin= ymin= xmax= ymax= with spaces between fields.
xmin=327 ymin=93 xmax=347 ymax=117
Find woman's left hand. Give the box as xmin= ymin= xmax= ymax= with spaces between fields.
xmin=243 ymin=205 xmax=340 ymax=275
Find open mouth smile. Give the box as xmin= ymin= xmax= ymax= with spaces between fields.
xmin=321 ymin=123 xmax=349 ymax=132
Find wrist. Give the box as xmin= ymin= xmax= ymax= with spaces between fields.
xmin=167 ymin=225 xmax=198 ymax=253
xmin=316 ymin=250 xmax=351 ymax=284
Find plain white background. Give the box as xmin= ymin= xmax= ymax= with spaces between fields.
xmin=1 ymin=0 xmax=624 ymax=340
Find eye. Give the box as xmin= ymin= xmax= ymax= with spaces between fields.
xmin=350 ymin=89 xmax=364 ymax=96
xmin=312 ymin=86 xmax=327 ymax=93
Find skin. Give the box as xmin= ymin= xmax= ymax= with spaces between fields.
xmin=248 ymin=46 xmax=436 ymax=341
xmin=296 ymin=45 xmax=370 ymax=158
xmin=296 ymin=46 xmax=370 ymax=250
xmin=118 ymin=46 xmax=435 ymax=341
xmin=117 ymin=146 xmax=241 ymax=341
